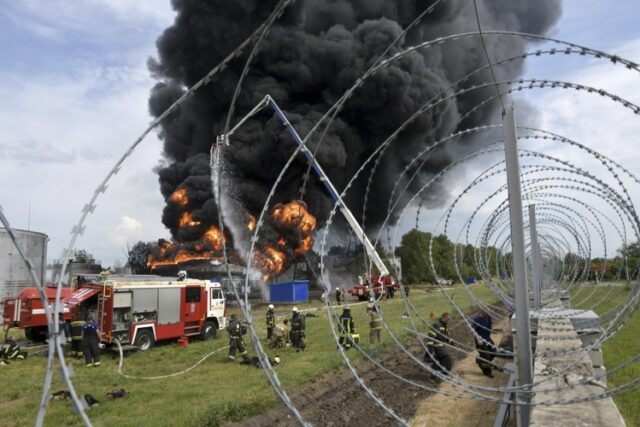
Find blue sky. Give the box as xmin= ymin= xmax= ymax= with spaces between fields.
xmin=1 ymin=1 xmax=639 ymax=268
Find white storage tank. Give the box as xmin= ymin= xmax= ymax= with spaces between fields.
xmin=0 ymin=228 xmax=48 ymax=314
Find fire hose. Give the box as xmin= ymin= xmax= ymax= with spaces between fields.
xmin=114 ymin=339 xmax=229 ymax=380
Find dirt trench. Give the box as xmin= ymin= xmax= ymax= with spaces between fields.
xmin=227 ymin=316 xmax=485 ymax=427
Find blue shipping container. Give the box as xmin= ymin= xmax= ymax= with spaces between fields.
xmin=269 ymin=280 xmax=309 ymax=303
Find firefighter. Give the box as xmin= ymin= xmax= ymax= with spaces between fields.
xmin=82 ymin=316 xmax=101 ymax=367
xmin=290 ymin=307 xmax=306 ymax=352
xmin=473 ymin=310 xmax=497 ymax=377
xmin=335 ymin=287 xmax=342 ymax=305
xmin=269 ymin=319 xmax=289 ymax=349
xmin=266 ymin=304 xmax=275 ymax=341
xmin=367 ymin=304 xmax=383 ymax=344
xmin=338 ymin=306 xmax=356 ymax=350
xmin=70 ymin=316 xmax=86 ymax=358
xmin=1 ymin=336 xmax=27 ymax=365
xmin=227 ymin=314 xmax=250 ymax=362
xmin=425 ymin=312 xmax=453 ymax=377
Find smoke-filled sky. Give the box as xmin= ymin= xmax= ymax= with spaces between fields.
xmin=149 ymin=0 xmax=561 ymax=242
xmin=1 ymin=0 xmax=640 ymax=266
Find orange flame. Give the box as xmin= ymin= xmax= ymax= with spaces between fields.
xmin=169 ymin=188 xmax=188 ymax=206
xmin=247 ymin=214 xmax=256 ymax=232
xmin=147 ymin=250 xmax=222 ymax=269
xmin=295 ymin=235 xmax=314 ymax=256
xmin=272 ymin=201 xmax=316 ymax=234
xmin=203 ymin=226 xmax=224 ymax=251
xmin=179 ymin=212 xmax=201 ymax=228
xmin=254 ymin=246 xmax=287 ymax=282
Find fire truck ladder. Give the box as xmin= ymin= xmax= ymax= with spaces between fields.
xmin=217 ymin=94 xmax=390 ymax=277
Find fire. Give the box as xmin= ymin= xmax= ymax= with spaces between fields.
xmin=179 ymin=212 xmax=201 ymax=228
xmin=203 ymin=226 xmax=224 ymax=251
xmin=247 ymin=214 xmax=256 ymax=232
xmin=295 ymin=235 xmax=314 ymax=256
xmin=169 ymin=188 xmax=189 ymax=206
xmin=254 ymin=246 xmax=287 ymax=282
xmin=277 ymin=237 xmax=287 ymax=247
xmin=147 ymin=250 xmax=222 ymax=269
xmin=271 ymin=201 xmax=316 ymax=234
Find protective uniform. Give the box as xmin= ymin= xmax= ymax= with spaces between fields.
xmin=368 ymin=305 xmax=383 ymax=344
xmin=425 ymin=318 xmax=453 ymax=374
xmin=70 ymin=319 xmax=86 ymax=358
xmin=338 ymin=308 xmax=356 ymax=349
xmin=473 ymin=312 xmax=496 ymax=377
xmin=1 ymin=338 xmax=27 ymax=365
xmin=266 ymin=306 xmax=275 ymax=340
xmin=269 ymin=320 xmax=289 ymax=349
xmin=290 ymin=309 xmax=306 ymax=352
xmin=82 ymin=319 xmax=101 ymax=367
xmin=335 ymin=288 xmax=342 ymax=305
xmin=227 ymin=315 xmax=249 ymax=362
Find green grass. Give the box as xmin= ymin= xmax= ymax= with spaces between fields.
xmin=0 ymin=283 xmax=497 ymax=426
xmin=570 ymin=283 xmax=640 ymax=427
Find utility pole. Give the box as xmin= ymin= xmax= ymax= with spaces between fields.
xmin=529 ymin=205 xmax=542 ymax=310
xmin=503 ymin=104 xmax=533 ymax=427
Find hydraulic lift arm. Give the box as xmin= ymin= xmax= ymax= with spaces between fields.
xmin=218 ymin=95 xmax=390 ymax=277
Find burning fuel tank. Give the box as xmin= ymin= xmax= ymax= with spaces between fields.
xmin=0 ymin=228 xmax=48 ymax=315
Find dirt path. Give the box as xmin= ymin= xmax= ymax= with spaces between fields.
xmin=227 ymin=316 xmax=487 ymax=427
xmin=410 ymin=318 xmax=513 ymax=427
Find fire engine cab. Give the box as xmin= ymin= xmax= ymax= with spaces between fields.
xmin=73 ymin=275 xmax=227 ymax=351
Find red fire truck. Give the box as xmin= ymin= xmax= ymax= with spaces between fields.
xmin=350 ymin=273 xmax=400 ymax=301
xmin=74 ymin=276 xmax=227 ymax=350
xmin=2 ymin=285 xmax=74 ymax=341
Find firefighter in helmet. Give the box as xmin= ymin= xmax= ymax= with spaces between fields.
xmin=82 ymin=316 xmax=101 ymax=367
xmin=266 ymin=304 xmax=275 ymax=341
xmin=338 ymin=306 xmax=356 ymax=350
xmin=425 ymin=312 xmax=453 ymax=378
xmin=290 ymin=307 xmax=306 ymax=352
xmin=227 ymin=314 xmax=250 ymax=362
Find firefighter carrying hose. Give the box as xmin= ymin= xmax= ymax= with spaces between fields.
xmin=266 ymin=304 xmax=275 ymax=340
xmin=425 ymin=312 xmax=453 ymax=378
xmin=338 ymin=306 xmax=356 ymax=350
xmin=82 ymin=316 xmax=101 ymax=367
xmin=70 ymin=316 xmax=86 ymax=358
xmin=227 ymin=314 xmax=250 ymax=362
xmin=290 ymin=307 xmax=306 ymax=352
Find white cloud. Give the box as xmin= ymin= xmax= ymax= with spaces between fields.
xmin=2 ymin=1 xmax=174 ymax=43
xmin=108 ymin=216 xmax=143 ymax=246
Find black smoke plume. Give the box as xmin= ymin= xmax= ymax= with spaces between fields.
xmin=148 ymin=0 xmax=562 ymax=245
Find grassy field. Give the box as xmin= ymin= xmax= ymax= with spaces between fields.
xmin=570 ymin=283 xmax=640 ymax=427
xmin=0 ymin=283 xmax=497 ymax=427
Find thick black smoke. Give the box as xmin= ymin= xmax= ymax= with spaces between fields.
xmin=149 ymin=0 xmax=561 ymax=242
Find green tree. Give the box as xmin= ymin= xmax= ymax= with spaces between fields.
xmin=73 ymin=249 xmax=96 ymax=264
xmin=127 ymin=241 xmax=156 ymax=274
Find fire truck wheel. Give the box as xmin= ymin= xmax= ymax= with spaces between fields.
xmin=26 ymin=327 xmax=47 ymax=342
xmin=134 ymin=329 xmax=155 ymax=351
xmin=201 ymin=320 xmax=217 ymax=340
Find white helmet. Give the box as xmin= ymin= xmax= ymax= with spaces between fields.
xmin=292 ymin=306 xmax=299 ymax=313
xmin=268 ymin=304 xmax=274 ymax=310
xmin=273 ymin=356 xmax=281 ymax=365
xmin=335 ymin=287 xmax=340 ymax=291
